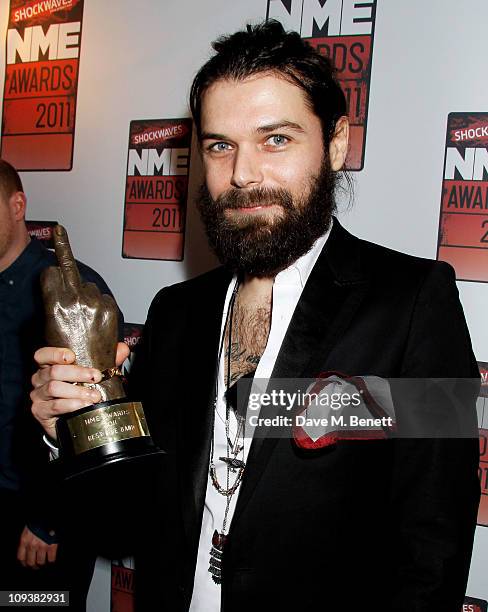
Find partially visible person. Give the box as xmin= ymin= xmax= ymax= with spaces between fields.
xmin=0 ymin=159 xmax=123 ymax=610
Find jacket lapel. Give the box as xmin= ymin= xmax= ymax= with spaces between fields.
xmin=178 ymin=267 xmax=233 ymax=549
xmin=231 ymin=218 xmax=370 ymax=527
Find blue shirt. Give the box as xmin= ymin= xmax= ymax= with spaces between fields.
xmin=0 ymin=238 xmax=122 ymax=495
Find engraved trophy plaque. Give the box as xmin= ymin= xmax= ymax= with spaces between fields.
xmin=41 ymin=225 xmax=163 ymax=478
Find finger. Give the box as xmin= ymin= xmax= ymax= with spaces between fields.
xmin=31 ymin=397 xmax=97 ymax=439
xmin=26 ymin=545 xmax=38 ymax=570
xmin=84 ymin=281 xmax=103 ymax=300
xmin=53 ymin=225 xmax=82 ymax=292
xmin=32 ymin=364 xmax=102 ymax=388
xmin=101 ymin=292 xmax=117 ymax=309
xmin=34 ymin=380 xmax=101 ymax=403
xmin=36 ymin=547 xmax=47 ymax=567
xmin=116 ymin=342 xmax=130 ymax=366
xmin=32 ymin=397 xmax=98 ymax=421
xmin=40 ymin=266 xmax=63 ymax=297
xmin=17 ymin=542 xmax=27 ymax=567
xmin=47 ymin=544 xmax=58 ymax=563
xmin=34 ymin=347 xmax=76 ymax=367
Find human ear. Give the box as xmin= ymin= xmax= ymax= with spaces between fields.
xmin=10 ymin=191 xmax=27 ymax=221
xmin=328 ymin=116 xmax=349 ymax=171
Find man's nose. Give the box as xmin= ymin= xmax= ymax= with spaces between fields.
xmin=230 ymin=147 xmax=263 ymax=188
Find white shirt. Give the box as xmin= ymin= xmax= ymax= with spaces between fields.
xmin=189 ymin=227 xmax=331 ymax=611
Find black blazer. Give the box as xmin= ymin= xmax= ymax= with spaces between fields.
xmin=118 ymin=218 xmax=480 ymax=612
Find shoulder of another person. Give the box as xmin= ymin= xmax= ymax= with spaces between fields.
xmin=75 ymin=259 xmax=109 ymax=287
xmin=37 ymin=244 xmax=108 ymax=288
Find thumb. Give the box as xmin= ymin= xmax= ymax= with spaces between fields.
xmin=116 ymin=342 xmax=130 ymax=367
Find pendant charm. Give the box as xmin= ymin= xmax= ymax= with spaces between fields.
xmin=208 ymin=529 xmax=227 ymax=584
xmin=219 ymin=456 xmax=246 ymax=471
xmin=226 ymin=437 xmax=243 ymax=455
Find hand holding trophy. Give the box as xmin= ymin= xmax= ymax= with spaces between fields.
xmin=41 ymin=225 xmax=161 ymax=478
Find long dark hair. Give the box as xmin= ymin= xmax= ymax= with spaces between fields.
xmin=189 ymin=19 xmax=347 ymax=148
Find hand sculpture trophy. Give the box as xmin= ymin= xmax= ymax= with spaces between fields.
xmin=42 ymin=225 xmax=162 ymax=478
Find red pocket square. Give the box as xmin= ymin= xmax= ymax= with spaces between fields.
xmin=292 ymin=371 xmax=396 ymax=450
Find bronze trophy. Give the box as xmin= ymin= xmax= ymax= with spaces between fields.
xmin=42 ymin=225 xmax=162 ymax=479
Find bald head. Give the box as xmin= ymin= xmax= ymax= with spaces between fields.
xmin=0 ymin=159 xmax=23 ymax=200
xmin=0 ymin=159 xmax=30 ymax=272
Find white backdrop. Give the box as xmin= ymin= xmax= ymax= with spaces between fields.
xmin=0 ymin=1 xmax=487 ymax=609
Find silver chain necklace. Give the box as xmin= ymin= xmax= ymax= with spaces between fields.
xmin=208 ymin=280 xmax=246 ymax=585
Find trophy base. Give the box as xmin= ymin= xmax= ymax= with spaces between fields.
xmin=55 ymin=397 xmax=165 ymax=480
xmin=55 ymin=437 xmax=166 ymax=480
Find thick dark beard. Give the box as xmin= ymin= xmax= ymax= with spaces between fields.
xmin=196 ymin=157 xmax=337 ymax=277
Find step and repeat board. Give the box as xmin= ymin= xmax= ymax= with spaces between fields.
xmin=0 ymin=1 xmax=487 ymax=610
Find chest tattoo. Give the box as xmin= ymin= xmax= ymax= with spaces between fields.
xmin=224 ymin=297 xmax=271 ymax=386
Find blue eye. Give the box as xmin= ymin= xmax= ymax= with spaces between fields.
xmin=209 ymin=142 xmax=231 ymax=152
xmin=266 ymin=135 xmax=289 ymax=146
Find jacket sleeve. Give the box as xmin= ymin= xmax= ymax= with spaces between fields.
xmin=127 ymin=287 xmax=168 ymax=404
xmin=389 ymin=261 xmax=480 ymax=611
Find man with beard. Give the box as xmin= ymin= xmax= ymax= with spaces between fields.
xmin=30 ymin=21 xmax=479 ymax=612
